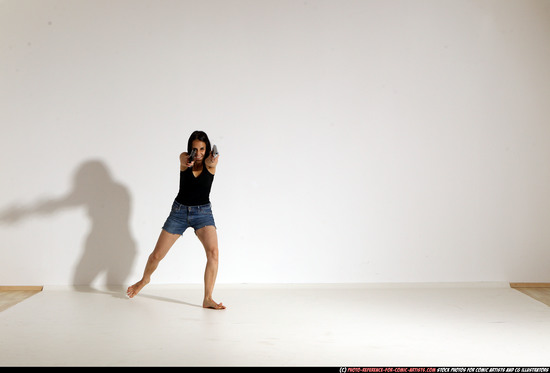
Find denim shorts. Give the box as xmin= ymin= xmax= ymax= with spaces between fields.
xmin=162 ymin=200 xmax=216 ymax=235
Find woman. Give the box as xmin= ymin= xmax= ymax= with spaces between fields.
xmin=127 ymin=131 xmax=225 ymax=310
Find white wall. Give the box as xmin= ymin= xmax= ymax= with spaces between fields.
xmin=1 ymin=0 xmax=550 ymax=286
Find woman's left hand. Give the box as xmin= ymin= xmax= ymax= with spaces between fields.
xmin=206 ymin=153 xmax=219 ymax=169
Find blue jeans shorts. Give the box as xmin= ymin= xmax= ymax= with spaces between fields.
xmin=162 ymin=200 xmax=216 ymax=235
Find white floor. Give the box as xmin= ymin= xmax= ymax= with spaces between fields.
xmin=1 ymin=283 xmax=550 ymax=367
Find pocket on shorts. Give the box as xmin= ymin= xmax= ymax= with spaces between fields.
xmin=199 ymin=204 xmax=212 ymax=215
xmin=171 ymin=201 xmax=180 ymax=212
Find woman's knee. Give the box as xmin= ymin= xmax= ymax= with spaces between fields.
xmin=149 ymin=251 xmax=165 ymax=263
xmin=206 ymin=246 xmax=219 ymax=262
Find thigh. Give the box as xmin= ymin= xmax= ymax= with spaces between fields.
xmin=195 ymin=225 xmax=218 ymax=251
xmin=152 ymin=229 xmax=180 ymax=260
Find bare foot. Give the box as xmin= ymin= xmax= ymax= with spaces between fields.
xmin=203 ymin=298 xmax=226 ymax=310
xmin=126 ymin=279 xmax=149 ymax=298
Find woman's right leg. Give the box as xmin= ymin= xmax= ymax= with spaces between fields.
xmin=127 ymin=229 xmax=180 ymax=298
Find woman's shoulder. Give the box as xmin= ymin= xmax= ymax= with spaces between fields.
xmin=205 ymin=166 xmax=215 ymax=176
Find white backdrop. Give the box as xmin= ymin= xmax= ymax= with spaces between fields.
xmin=1 ymin=0 xmax=550 ymax=286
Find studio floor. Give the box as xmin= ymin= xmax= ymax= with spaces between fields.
xmin=1 ymin=283 xmax=550 ymax=367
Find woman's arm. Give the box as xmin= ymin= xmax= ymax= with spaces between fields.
xmin=180 ymin=152 xmax=194 ymax=171
xmin=205 ymin=152 xmax=219 ymax=174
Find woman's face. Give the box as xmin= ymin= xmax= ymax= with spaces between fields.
xmin=191 ymin=140 xmax=207 ymax=163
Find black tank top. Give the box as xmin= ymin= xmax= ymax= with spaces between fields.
xmin=175 ymin=167 xmax=214 ymax=206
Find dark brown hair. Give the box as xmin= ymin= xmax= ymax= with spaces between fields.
xmin=187 ymin=130 xmax=212 ymax=158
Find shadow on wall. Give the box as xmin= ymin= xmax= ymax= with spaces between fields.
xmin=0 ymin=160 xmax=136 ymax=292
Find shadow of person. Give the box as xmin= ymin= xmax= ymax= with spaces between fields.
xmin=0 ymin=160 xmax=136 ymax=295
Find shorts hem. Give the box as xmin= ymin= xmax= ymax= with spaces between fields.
xmin=161 ymin=227 xmax=184 ymax=236
xmin=193 ymin=223 xmax=217 ymax=232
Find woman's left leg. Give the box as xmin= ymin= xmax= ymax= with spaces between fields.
xmin=196 ymin=225 xmax=226 ymax=309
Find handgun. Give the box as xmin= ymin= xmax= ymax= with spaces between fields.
xmin=188 ymin=149 xmax=197 ymax=166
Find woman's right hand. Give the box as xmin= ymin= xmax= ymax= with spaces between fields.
xmin=180 ymin=152 xmax=194 ymax=170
